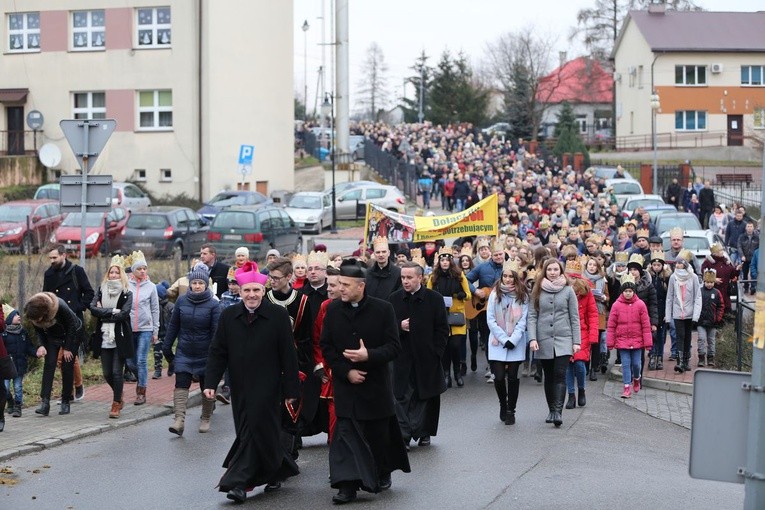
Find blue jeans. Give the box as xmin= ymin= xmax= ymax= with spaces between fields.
xmin=652 ymin=324 xmax=666 ymax=358
xmin=565 ymin=360 xmax=586 ymax=393
xmin=4 ymin=376 xmax=23 ymax=405
xmin=421 ymin=190 xmax=431 ymax=209
xmin=599 ymin=331 xmax=607 ymax=354
xmin=618 ymin=349 xmax=642 ymax=384
xmin=126 ymin=331 xmax=153 ymax=387
xmin=455 ymin=198 xmax=465 ymax=212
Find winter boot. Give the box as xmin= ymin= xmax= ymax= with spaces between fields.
xmin=648 ymin=354 xmax=657 ymax=371
xmin=35 ymin=398 xmax=50 ymax=416
xmin=59 ymin=399 xmax=71 ymax=415
xmin=682 ymin=352 xmax=691 ymax=372
xmin=589 ymin=359 xmax=598 ymax=381
xmin=134 ymin=386 xmax=146 ymax=405
xmin=578 ymin=388 xmax=586 ymax=407
xmin=621 ymin=384 xmax=631 ymax=398
xmin=506 ymin=379 xmax=519 ymax=425
xmin=707 ymin=355 xmax=715 ymax=368
xmin=697 ymin=354 xmax=706 ymax=368
xmin=199 ymin=396 xmax=215 ymax=433
xmin=12 ymin=403 xmax=21 ymax=418
xmin=674 ymin=351 xmax=685 ymax=373
xmin=169 ymin=388 xmax=189 ymax=436
xmin=656 ymin=356 xmax=664 ymax=370
xmin=552 ymin=383 xmax=566 ymax=428
xmin=109 ymin=401 xmax=121 ymax=419
xmin=494 ymin=376 xmax=507 ymax=422
xmin=600 ymin=352 xmax=609 ymax=374
xmin=565 ymin=393 xmax=576 ymax=409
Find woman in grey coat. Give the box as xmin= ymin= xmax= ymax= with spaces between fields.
xmin=527 ymin=258 xmax=581 ymax=428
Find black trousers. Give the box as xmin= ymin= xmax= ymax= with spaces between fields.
xmin=675 ymin=318 xmax=693 ymax=358
xmin=100 ymin=348 xmax=125 ymax=402
xmin=41 ymin=344 xmax=74 ymax=401
xmin=442 ymin=334 xmax=465 ymax=377
xmin=175 ymin=371 xmax=205 ymax=390
xmin=540 ymin=356 xmax=569 ymax=409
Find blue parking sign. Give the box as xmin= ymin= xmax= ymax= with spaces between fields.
xmin=238 ymin=145 xmax=254 ymax=165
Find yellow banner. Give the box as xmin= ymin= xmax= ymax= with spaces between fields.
xmin=364 ymin=194 xmax=498 ymax=244
xmin=413 ymin=194 xmax=498 ymax=242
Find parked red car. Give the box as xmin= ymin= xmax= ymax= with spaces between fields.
xmin=51 ymin=207 xmax=129 ymax=257
xmin=0 ymin=200 xmax=64 ymax=254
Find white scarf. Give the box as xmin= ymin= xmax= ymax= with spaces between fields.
xmin=100 ymin=280 xmax=123 ymax=348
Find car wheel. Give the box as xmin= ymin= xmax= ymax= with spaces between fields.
xmin=20 ymin=235 xmax=32 ymax=255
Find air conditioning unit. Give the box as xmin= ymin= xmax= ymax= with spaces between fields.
xmin=711 ymin=63 xmax=723 ymax=74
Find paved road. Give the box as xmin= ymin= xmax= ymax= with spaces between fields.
xmin=0 ymin=373 xmax=742 ymax=509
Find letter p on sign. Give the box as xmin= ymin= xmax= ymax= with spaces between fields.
xmin=238 ymin=145 xmax=254 ymax=165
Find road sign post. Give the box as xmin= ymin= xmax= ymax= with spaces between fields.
xmin=238 ymin=145 xmax=254 ymax=189
xmin=60 ymin=119 xmax=116 ymax=265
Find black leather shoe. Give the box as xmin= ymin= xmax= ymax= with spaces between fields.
xmin=460 ymin=362 xmax=467 ymax=376
xmin=378 ymin=474 xmax=392 ymax=490
xmin=332 ymin=487 xmax=357 ymax=504
xmin=445 ymin=375 xmax=452 ymax=388
xmin=418 ymin=436 xmax=431 ymax=446
xmin=226 ymin=488 xmax=246 ymax=504
xmin=545 ymin=411 xmax=554 ymax=423
xmin=455 ymin=375 xmax=464 ymax=387
xmin=59 ymin=400 xmax=71 ymax=415
xmin=470 ymin=356 xmax=477 ymax=372
xmin=264 ymin=482 xmax=281 ymax=493
xmin=504 ymin=413 xmax=515 ymax=426
xmin=552 ymin=411 xmax=562 ymax=428
xmin=0 ymin=419 xmax=5 ymax=432
xmin=35 ymin=399 xmax=50 ymax=416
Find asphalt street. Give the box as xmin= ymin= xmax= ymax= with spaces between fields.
xmin=0 ymin=370 xmax=742 ymax=510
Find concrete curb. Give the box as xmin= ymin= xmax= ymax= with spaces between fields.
xmin=0 ymin=389 xmax=204 ymax=463
xmin=608 ymin=367 xmax=693 ymax=395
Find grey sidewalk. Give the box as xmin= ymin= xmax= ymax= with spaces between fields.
xmin=603 ymin=379 xmax=693 ymax=429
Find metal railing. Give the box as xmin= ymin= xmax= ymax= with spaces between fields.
xmin=615 ymin=130 xmax=736 ymax=151
xmin=734 ymin=279 xmax=756 ymax=372
xmin=362 ymin=138 xmax=419 ymax=201
xmin=0 ymin=129 xmax=39 ymax=156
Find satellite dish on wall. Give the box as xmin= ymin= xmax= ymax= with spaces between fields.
xmin=39 ymin=143 xmax=62 ymax=168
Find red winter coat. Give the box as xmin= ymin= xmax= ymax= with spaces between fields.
xmin=701 ymin=255 xmax=737 ymax=312
xmin=606 ymin=294 xmax=653 ymax=350
xmin=574 ymin=290 xmax=599 ymax=362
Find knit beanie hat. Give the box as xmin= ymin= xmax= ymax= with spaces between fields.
xmin=188 ymin=262 xmax=210 ymax=288
xmin=235 ymin=246 xmax=249 ymax=258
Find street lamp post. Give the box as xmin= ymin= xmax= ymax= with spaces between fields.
xmin=322 ymin=94 xmax=337 ymax=233
xmin=302 ymin=20 xmax=310 ymax=121
xmin=650 ymin=92 xmax=661 ymax=195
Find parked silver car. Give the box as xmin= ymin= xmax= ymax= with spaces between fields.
xmin=284 ymin=191 xmax=333 ymax=234
xmin=335 ymin=185 xmax=406 ymax=220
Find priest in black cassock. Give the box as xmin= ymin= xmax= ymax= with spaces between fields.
xmin=204 ymin=261 xmax=300 ymax=505
xmin=389 ymin=262 xmax=449 ymax=448
xmin=320 ymin=259 xmax=411 ymax=505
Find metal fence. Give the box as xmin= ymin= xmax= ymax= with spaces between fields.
xmin=734 ymin=280 xmax=756 ymax=372
xmin=363 ymin=138 xmax=419 ymax=202
xmin=0 ymin=130 xmax=38 ymax=156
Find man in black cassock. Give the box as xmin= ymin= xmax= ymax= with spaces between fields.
xmin=320 ymin=259 xmax=411 ymax=505
xmin=204 ymin=262 xmax=300 ymax=505
xmin=389 ymin=262 xmax=449 ymax=448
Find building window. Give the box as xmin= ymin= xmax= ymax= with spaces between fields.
xmin=8 ymin=12 xmax=40 ymax=52
xmin=72 ymin=10 xmax=105 ymax=50
xmin=160 ymin=168 xmax=172 ymax=182
xmin=741 ymin=66 xmax=764 ymax=86
xmin=73 ymin=92 xmax=106 ymax=120
xmin=136 ymin=7 xmax=171 ymax=47
xmin=134 ymin=169 xmax=147 ymax=182
xmin=754 ymin=108 xmax=765 ymax=129
xmin=675 ymin=110 xmax=707 ymax=131
xmin=675 ymin=65 xmax=707 ymax=86
xmin=575 ymin=115 xmax=587 ymax=134
xmin=637 ymin=65 xmax=644 ymax=88
xmin=138 ymin=90 xmax=172 ymax=130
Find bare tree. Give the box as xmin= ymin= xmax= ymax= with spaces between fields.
xmin=485 ymin=27 xmax=559 ymax=140
xmin=356 ymin=42 xmax=390 ymax=121
xmin=570 ymin=0 xmax=703 ymax=61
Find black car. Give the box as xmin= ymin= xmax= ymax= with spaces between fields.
xmin=121 ymin=206 xmax=208 ymax=258
xmin=207 ymin=205 xmax=302 ymax=261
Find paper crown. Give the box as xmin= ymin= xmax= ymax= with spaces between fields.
xmin=677 ymin=249 xmax=694 ymax=263
xmin=548 ymin=234 xmax=560 ymax=244
xmin=628 ymin=253 xmax=645 ymax=268
xmin=559 ymin=229 xmax=568 ymax=239
xmin=476 ymin=237 xmax=490 ymax=250
xmin=703 ymin=268 xmax=717 ymax=283
xmin=459 ymin=247 xmax=473 ymax=259
xmin=710 ymin=243 xmax=724 ymax=256
xmin=617 ymin=227 xmax=627 ymax=235
xmin=503 ymin=260 xmax=521 ymax=274
xmin=561 ymin=245 xmax=579 ymax=259
xmin=227 ymin=266 xmax=237 ymax=282
xmin=650 ymin=250 xmax=665 ymax=263
xmin=491 ymin=238 xmax=505 ymax=253
xmin=669 ymin=227 xmax=684 ymax=239
xmin=125 ymin=250 xmax=146 ymax=270
xmin=636 ymin=228 xmax=650 ymax=240
xmin=108 ymin=254 xmax=125 ymax=270
xmin=437 ymin=246 xmax=454 ymax=258
xmin=587 ymin=234 xmax=603 ymax=246
xmin=614 ymin=251 xmax=629 ymax=264
xmin=620 ymin=273 xmax=636 ymax=286
xmin=291 ymin=253 xmax=307 ymax=266
xmin=526 ymin=268 xmax=538 ymax=280
xmin=565 ymin=256 xmax=585 ymax=277
xmin=410 ymin=248 xmax=422 ymax=259
xmin=235 ymin=261 xmax=268 ymax=287
xmin=306 ymin=250 xmax=329 ymax=268
xmin=372 ymin=236 xmax=389 ymax=249
xmin=539 ymin=217 xmax=551 ymax=229
xmin=602 ymin=245 xmax=614 ymax=255
xmin=581 ymin=221 xmax=593 ymax=232
xmin=411 ymin=254 xmax=426 ymax=269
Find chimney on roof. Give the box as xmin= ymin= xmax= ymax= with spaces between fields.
xmin=559 ymin=51 xmax=567 ymax=67
xmin=648 ymin=0 xmax=666 ymax=14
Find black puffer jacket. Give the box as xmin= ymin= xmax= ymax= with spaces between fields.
xmin=635 ymin=270 xmax=658 ymax=327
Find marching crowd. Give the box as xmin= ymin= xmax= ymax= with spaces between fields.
xmin=0 ymin=121 xmax=760 ymax=504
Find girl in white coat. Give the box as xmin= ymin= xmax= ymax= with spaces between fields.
xmin=487 ymin=261 xmax=529 ymax=425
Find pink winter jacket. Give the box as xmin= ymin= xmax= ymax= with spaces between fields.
xmin=606 ymin=294 xmax=653 ymax=350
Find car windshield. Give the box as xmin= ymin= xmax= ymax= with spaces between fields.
xmin=612 ymin=182 xmax=641 ymax=195
xmin=627 ymin=199 xmax=663 ymax=210
xmin=658 ymin=216 xmax=702 ymax=232
xmin=208 ymin=193 xmax=247 ymax=207
xmin=288 ymin=195 xmax=322 ymax=209
xmin=127 ymin=214 xmax=170 ymax=229
xmin=36 ymin=188 xmax=59 ymax=200
xmin=0 ymin=205 xmax=33 ymax=222
xmin=662 ymin=237 xmax=709 ymax=251
xmin=62 ymin=212 xmax=106 ymax=227
xmin=212 ymin=212 xmax=256 ymax=229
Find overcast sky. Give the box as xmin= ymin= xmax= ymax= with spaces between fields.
xmin=292 ymin=0 xmax=763 ymax=116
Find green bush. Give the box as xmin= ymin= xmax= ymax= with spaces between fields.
xmin=714 ymin=316 xmax=754 ymax=371
xmin=0 ymin=184 xmax=38 ymax=201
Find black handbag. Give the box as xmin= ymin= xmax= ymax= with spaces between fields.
xmin=0 ymin=355 xmax=18 ymax=380
xmin=447 ymin=312 xmax=466 ymax=326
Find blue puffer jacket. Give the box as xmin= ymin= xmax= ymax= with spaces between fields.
xmin=162 ymin=290 xmax=220 ymax=376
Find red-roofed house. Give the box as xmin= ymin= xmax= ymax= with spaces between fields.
xmin=536 ymin=56 xmax=614 ymax=142
xmin=612 ymin=5 xmax=765 ymax=149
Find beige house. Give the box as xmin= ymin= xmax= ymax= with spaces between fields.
xmin=612 ymin=5 xmax=765 ymax=150
xmin=0 ymin=0 xmax=294 ymax=201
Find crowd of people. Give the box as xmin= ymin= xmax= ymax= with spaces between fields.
xmin=0 ymin=119 xmax=761 ymax=503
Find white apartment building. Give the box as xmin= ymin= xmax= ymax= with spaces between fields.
xmin=0 ymin=1 xmax=294 ymax=201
